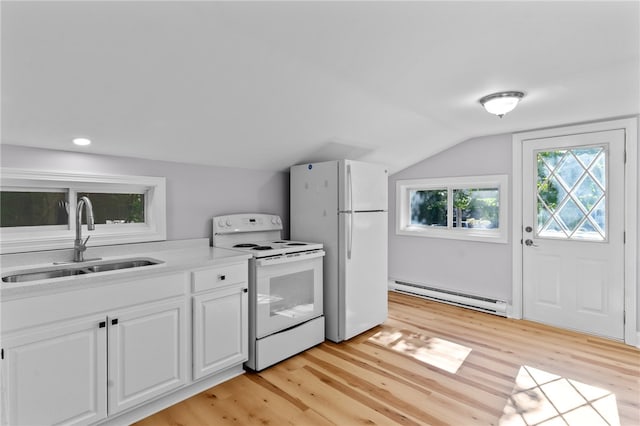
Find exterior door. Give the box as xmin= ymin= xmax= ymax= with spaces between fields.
xmin=522 ymin=129 xmax=625 ymax=339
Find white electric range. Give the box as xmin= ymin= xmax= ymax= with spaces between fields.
xmin=213 ymin=213 xmax=325 ymax=371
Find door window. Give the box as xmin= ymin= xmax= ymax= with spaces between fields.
xmin=536 ymin=145 xmax=607 ymax=241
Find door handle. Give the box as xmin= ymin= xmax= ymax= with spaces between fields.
xmin=347 ymin=213 xmax=353 ymax=260
xmin=524 ymin=239 xmax=538 ymax=247
xmin=347 ymin=164 xmax=353 ymax=213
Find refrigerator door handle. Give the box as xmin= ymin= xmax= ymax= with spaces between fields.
xmin=347 ymin=212 xmax=353 ymax=260
xmin=347 ymin=163 xmax=353 ymax=212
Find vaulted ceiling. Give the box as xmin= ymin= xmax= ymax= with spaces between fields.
xmin=2 ymin=1 xmax=638 ymax=174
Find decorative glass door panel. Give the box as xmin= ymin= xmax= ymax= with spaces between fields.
xmin=535 ymin=145 xmax=607 ymax=241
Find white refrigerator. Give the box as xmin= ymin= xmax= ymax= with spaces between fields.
xmin=290 ymin=160 xmax=388 ymax=342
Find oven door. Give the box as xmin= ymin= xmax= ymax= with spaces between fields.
xmin=254 ymin=250 xmax=324 ymax=339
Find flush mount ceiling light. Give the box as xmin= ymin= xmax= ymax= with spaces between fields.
xmin=479 ymin=91 xmax=525 ymax=118
xmin=72 ymin=137 xmax=91 ymax=146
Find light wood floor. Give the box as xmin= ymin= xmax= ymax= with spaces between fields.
xmin=136 ymin=292 xmax=640 ymax=425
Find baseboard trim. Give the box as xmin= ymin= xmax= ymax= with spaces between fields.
xmin=388 ymin=279 xmax=507 ymax=317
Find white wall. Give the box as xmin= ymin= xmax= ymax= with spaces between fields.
xmin=0 ymin=145 xmax=290 ymax=242
xmin=388 ymin=133 xmax=513 ymax=302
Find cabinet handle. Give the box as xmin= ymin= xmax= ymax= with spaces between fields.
xmin=111 ymin=318 xmax=119 ymax=325
xmin=218 ymin=274 xmax=226 ymax=281
xmin=243 ymin=288 xmax=248 ymax=293
xmin=99 ymin=321 xmax=106 ymax=328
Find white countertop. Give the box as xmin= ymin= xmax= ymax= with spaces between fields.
xmin=0 ymin=238 xmax=251 ymax=300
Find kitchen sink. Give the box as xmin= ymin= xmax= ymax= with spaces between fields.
xmin=2 ymin=258 xmax=164 ymax=283
xmin=2 ymin=268 xmax=90 ymax=283
xmin=86 ymin=259 xmax=158 ymax=273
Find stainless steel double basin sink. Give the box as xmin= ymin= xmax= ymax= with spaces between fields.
xmin=2 ymin=258 xmax=164 ymax=283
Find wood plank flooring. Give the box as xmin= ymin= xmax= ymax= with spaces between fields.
xmin=135 ymin=291 xmax=640 ymax=425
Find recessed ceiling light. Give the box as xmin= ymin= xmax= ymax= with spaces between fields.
xmin=479 ymin=91 xmax=525 ymax=118
xmin=73 ymin=137 xmax=91 ymax=146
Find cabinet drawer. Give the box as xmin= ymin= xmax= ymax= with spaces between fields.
xmin=191 ymin=262 xmax=247 ymax=293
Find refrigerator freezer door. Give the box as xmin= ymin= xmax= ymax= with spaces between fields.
xmin=339 ymin=160 xmax=388 ymax=212
xmin=339 ymin=211 xmax=388 ymax=341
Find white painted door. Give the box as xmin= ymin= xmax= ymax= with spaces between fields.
xmin=192 ymin=285 xmax=248 ymax=380
xmin=108 ymin=297 xmax=187 ymax=415
xmin=1 ymin=316 xmax=107 ymax=426
xmin=522 ymin=129 xmax=625 ymax=339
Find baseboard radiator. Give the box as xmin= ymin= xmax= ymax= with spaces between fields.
xmin=390 ymin=280 xmax=507 ymax=317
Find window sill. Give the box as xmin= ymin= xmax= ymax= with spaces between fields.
xmin=396 ymin=226 xmax=508 ymax=244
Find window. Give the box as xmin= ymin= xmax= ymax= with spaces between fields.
xmin=396 ymin=175 xmax=508 ymax=243
xmin=536 ymin=146 xmax=606 ymax=241
xmin=76 ymin=192 xmax=145 ymax=224
xmin=1 ymin=169 xmax=166 ymax=254
xmin=1 ymin=190 xmax=68 ymax=227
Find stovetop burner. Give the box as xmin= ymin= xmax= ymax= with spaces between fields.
xmin=213 ymin=214 xmax=323 ymax=259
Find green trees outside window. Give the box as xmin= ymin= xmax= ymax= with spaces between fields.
xmin=410 ymin=189 xmax=447 ymax=227
xmin=453 ymin=188 xmax=499 ymax=229
xmin=1 ymin=192 xmax=68 ymax=227
xmin=410 ymin=188 xmax=499 ymax=229
xmin=0 ymin=192 xmax=145 ymax=227
xmin=77 ymin=193 xmax=144 ymax=224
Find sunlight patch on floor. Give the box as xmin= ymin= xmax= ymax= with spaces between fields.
xmin=369 ymin=329 xmax=472 ymax=374
xmin=499 ymin=365 xmax=620 ymax=426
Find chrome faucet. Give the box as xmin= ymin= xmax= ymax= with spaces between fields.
xmin=74 ymin=196 xmax=96 ymax=262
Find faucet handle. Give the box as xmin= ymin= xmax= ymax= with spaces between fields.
xmin=82 ymin=235 xmax=91 ymax=247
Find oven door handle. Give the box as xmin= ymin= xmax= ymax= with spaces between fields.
xmin=255 ymin=250 xmax=325 ymax=267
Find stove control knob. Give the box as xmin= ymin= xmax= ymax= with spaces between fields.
xmin=276 ymin=217 xmax=281 ymax=225
xmin=226 ymin=219 xmax=232 ymax=227
xmin=271 ymin=217 xmax=277 ymax=225
xmin=217 ymin=219 xmax=225 ymax=228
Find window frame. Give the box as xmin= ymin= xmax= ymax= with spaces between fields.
xmin=396 ymin=174 xmax=508 ymax=243
xmin=1 ymin=168 xmax=166 ymax=254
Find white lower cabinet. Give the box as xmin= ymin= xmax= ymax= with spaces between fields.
xmin=1 ymin=315 xmax=108 ymax=426
xmin=1 ymin=297 xmax=187 ymax=426
xmin=192 ymin=285 xmax=248 ymax=380
xmin=107 ymin=297 xmax=187 ymax=415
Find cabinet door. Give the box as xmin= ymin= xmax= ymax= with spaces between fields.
xmin=193 ymin=285 xmax=248 ymax=380
xmin=1 ymin=316 xmax=107 ymax=426
xmin=108 ymin=297 xmax=187 ymax=415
